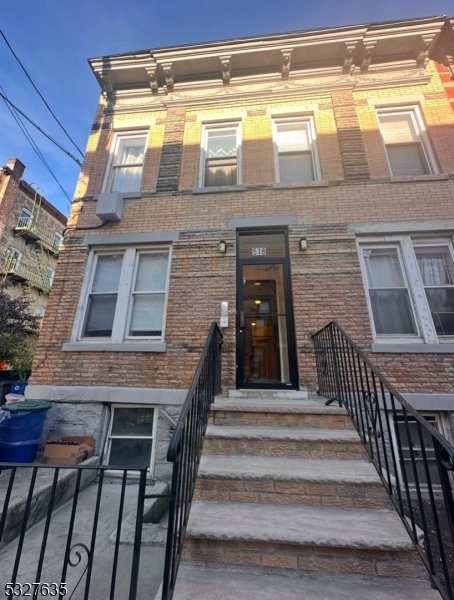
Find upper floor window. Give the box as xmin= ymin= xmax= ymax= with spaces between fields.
xmin=6 ymin=247 xmax=22 ymax=270
xmin=200 ymin=124 xmax=241 ymax=187
xmin=53 ymin=232 xmax=63 ymax=251
xmin=17 ymin=208 xmax=32 ymax=228
xmin=104 ymin=132 xmax=148 ymax=193
xmin=46 ymin=266 xmax=55 ymax=287
xmin=376 ymin=108 xmax=436 ymax=176
xmin=78 ymin=247 xmax=171 ymax=343
xmin=273 ymin=117 xmax=319 ymax=183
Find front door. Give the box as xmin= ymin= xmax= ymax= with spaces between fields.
xmin=236 ymin=230 xmax=298 ymax=389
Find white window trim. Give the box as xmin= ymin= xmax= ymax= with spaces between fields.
xmin=102 ymin=131 xmax=149 ymax=194
xmin=18 ymin=208 xmax=32 ymax=228
xmin=8 ymin=247 xmax=23 ymax=269
xmin=389 ymin=412 xmax=447 ymax=490
xmin=198 ymin=122 xmax=242 ymax=188
xmin=71 ymin=245 xmax=172 ymax=346
xmin=272 ymin=116 xmax=321 ymax=183
xmin=376 ymin=106 xmax=438 ymax=176
xmin=358 ymin=235 xmax=454 ymax=345
xmin=104 ymin=404 xmax=158 ymax=476
xmin=46 ymin=266 xmax=55 ymax=286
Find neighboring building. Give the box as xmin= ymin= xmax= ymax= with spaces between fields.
xmin=27 ymin=16 xmax=454 ymax=481
xmin=432 ymin=17 xmax=454 ymax=111
xmin=0 ymin=158 xmax=67 ymax=320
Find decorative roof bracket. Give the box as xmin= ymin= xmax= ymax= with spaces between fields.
xmin=360 ymin=41 xmax=376 ymax=72
xmin=162 ymin=63 xmax=174 ymax=93
xmin=100 ymin=73 xmax=114 ymax=99
xmin=146 ymin=66 xmax=159 ymax=94
xmin=342 ymin=42 xmax=357 ymax=74
xmin=220 ymin=55 xmax=231 ymax=84
xmin=281 ymin=49 xmax=293 ymax=79
xmin=416 ymin=34 xmax=435 ymax=68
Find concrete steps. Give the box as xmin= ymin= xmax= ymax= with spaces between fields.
xmin=170 ymin=565 xmax=440 ymax=600
xmin=174 ymin=391 xmax=436 ymax=597
xmin=194 ymin=454 xmax=392 ymax=509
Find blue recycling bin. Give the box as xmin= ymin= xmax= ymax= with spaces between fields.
xmin=0 ymin=400 xmax=52 ymax=463
xmin=10 ymin=381 xmax=27 ymax=395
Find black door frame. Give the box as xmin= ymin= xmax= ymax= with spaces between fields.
xmin=236 ymin=227 xmax=298 ymax=390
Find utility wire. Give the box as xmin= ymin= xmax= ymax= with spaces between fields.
xmin=0 ymin=92 xmax=82 ymax=167
xmin=1 ymin=86 xmax=71 ymax=202
xmin=0 ymin=30 xmax=84 ymax=158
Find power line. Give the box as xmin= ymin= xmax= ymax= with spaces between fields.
xmin=1 ymin=86 xmax=71 ymax=203
xmin=0 ymin=30 xmax=84 ymax=158
xmin=0 ymin=91 xmax=82 ymax=167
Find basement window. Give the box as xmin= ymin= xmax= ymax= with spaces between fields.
xmin=106 ymin=405 xmax=156 ymax=471
xmin=394 ymin=415 xmax=441 ymax=487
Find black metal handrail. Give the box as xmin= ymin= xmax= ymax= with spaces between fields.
xmin=162 ymin=322 xmax=223 ymax=600
xmin=311 ymin=321 xmax=454 ymax=599
xmin=0 ymin=462 xmax=148 ymax=599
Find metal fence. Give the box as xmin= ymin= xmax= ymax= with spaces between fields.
xmin=311 ymin=321 xmax=454 ymax=600
xmin=0 ymin=463 xmax=148 ymax=599
xmin=161 ymin=322 xmax=223 ymax=600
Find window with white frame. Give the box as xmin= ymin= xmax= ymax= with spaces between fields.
xmin=79 ymin=247 xmax=171 ymax=342
xmin=200 ymin=124 xmax=240 ymax=187
xmin=106 ymin=405 xmax=156 ymax=470
xmin=53 ymin=232 xmax=63 ymax=251
xmin=17 ymin=208 xmax=32 ymax=228
xmin=414 ymin=245 xmax=454 ymax=336
xmin=394 ymin=415 xmax=441 ymax=487
xmin=7 ymin=247 xmax=22 ymax=270
xmin=273 ymin=117 xmax=318 ymax=183
xmin=359 ymin=238 xmax=454 ymax=342
xmin=376 ymin=108 xmax=435 ymax=176
xmin=46 ymin=266 xmax=55 ymax=287
xmin=104 ymin=132 xmax=148 ymax=193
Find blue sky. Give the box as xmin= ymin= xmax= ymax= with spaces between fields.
xmin=1 ymin=0 xmax=453 ymax=216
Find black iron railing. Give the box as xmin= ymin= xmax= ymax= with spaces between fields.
xmin=311 ymin=321 xmax=454 ymax=600
xmin=161 ymin=322 xmax=223 ymax=600
xmin=0 ymin=463 xmax=148 ymax=600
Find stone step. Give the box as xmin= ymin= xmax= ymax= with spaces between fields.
xmin=183 ymin=501 xmax=425 ymax=580
xmin=210 ymin=399 xmax=354 ymax=429
xmin=168 ymin=565 xmax=439 ymax=600
xmin=204 ymin=425 xmax=368 ymax=460
xmin=194 ymin=455 xmax=391 ymax=509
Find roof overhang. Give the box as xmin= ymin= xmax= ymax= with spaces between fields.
xmin=88 ymin=16 xmax=449 ymax=96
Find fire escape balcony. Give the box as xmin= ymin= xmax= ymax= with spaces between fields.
xmin=1 ymin=252 xmax=51 ymax=293
xmin=14 ymin=216 xmax=62 ymax=255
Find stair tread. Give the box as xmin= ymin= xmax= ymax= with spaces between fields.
xmin=198 ymin=454 xmax=380 ymax=484
xmin=169 ymin=566 xmax=438 ymax=600
xmin=213 ymin=398 xmax=347 ymax=415
xmin=206 ymin=425 xmax=361 ymax=442
xmin=187 ymin=501 xmax=413 ymax=550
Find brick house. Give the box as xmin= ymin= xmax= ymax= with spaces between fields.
xmin=26 ymin=15 xmax=454 ymax=484
xmin=0 ymin=158 xmax=67 ymax=322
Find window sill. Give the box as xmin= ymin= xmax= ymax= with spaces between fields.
xmin=191 ymin=185 xmax=247 ymax=194
xmin=272 ymin=181 xmax=329 ymax=189
xmin=62 ymin=342 xmax=167 ymax=352
xmin=371 ymin=343 xmax=454 ymax=353
xmin=389 ymin=174 xmax=448 ymax=183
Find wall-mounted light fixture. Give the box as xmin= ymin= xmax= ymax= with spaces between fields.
xmin=299 ymin=237 xmax=307 ymax=251
xmin=219 ymin=240 xmax=227 ymax=253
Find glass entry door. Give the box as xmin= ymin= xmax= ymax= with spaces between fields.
xmin=236 ymin=231 xmax=297 ymax=389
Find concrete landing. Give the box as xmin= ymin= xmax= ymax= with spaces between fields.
xmin=198 ymin=454 xmax=381 ymax=484
xmin=168 ymin=565 xmax=440 ymax=600
xmin=187 ymin=501 xmax=413 ymax=550
xmin=226 ymin=390 xmax=309 ymax=400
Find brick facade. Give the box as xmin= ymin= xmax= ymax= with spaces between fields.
xmin=28 ymin=16 xmax=454 ymax=474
